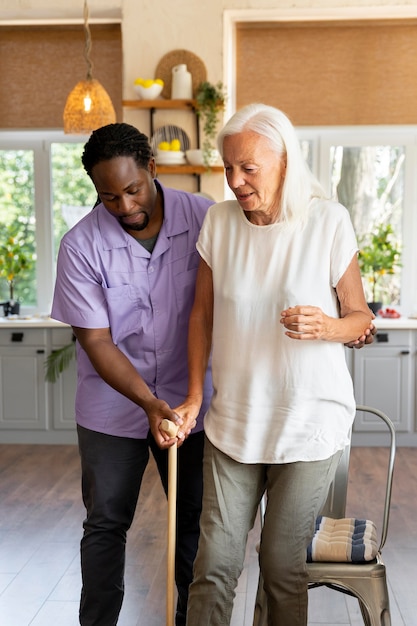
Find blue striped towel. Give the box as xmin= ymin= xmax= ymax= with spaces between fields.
xmin=307 ymin=515 xmax=378 ymax=563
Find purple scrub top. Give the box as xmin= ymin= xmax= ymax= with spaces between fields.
xmin=51 ymin=181 xmax=213 ymax=439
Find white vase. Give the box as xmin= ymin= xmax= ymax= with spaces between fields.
xmin=171 ymin=64 xmax=192 ymax=99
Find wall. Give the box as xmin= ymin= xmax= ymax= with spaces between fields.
xmin=121 ymin=0 xmax=417 ymax=199
xmin=2 ymin=0 xmax=413 ymax=82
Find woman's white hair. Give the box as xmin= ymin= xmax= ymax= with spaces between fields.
xmin=217 ymin=103 xmax=327 ymax=224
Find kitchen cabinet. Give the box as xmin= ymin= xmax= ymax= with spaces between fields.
xmin=349 ymin=326 xmax=417 ymax=446
xmin=0 ymin=322 xmax=77 ymax=444
xmin=0 ymin=327 xmax=48 ymax=431
xmin=1 ymin=319 xmax=417 ymax=445
xmin=50 ymin=327 xmax=77 ymax=431
xmin=352 ymin=329 xmax=412 ymax=431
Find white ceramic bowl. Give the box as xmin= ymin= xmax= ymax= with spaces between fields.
xmin=185 ymin=149 xmax=205 ymax=166
xmin=186 ymin=149 xmax=220 ymax=166
xmin=134 ymin=83 xmax=163 ymax=100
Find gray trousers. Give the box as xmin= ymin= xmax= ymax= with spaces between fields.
xmin=186 ymin=436 xmax=342 ymax=626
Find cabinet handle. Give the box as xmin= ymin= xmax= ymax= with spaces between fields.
xmin=36 ymin=349 xmax=45 ymax=354
xmin=400 ymin=350 xmax=410 ymax=355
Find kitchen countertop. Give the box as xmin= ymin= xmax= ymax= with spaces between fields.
xmin=0 ymin=316 xmax=69 ymax=328
xmin=372 ymin=317 xmax=417 ymax=330
xmin=1 ymin=316 xmax=417 ymax=329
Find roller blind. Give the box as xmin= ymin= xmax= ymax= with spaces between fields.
xmin=0 ymin=24 xmax=122 ymax=129
xmin=236 ymin=20 xmax=417 ymax=125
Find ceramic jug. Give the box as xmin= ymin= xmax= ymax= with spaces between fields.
xmin=171 ymin=64 xmax=192 ymax=99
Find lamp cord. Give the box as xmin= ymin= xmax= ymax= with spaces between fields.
xmin=83 ymin=0 xmax=93 ymax=80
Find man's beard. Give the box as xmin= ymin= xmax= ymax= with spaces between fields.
xmin=120 ymin=212 xmax=150 ymax=232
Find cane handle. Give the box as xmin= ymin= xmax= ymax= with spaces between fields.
xmin=161 ymin=418 xmax=179 ymax=438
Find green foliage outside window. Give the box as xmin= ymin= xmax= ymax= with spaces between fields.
xmin=358 ymin=223 xmax=402 ymax=303
xmin=331 ymin=144 xmax=404 ymax=306
xmin=0 ymin=223 xmax=35 ymax=302
xmin=51 ymin=143 xmax=96 ymax=259
xmin=0 ymin=142 xmax=96 ymax=308
xmin=0 ymin=150 xmax=36 ymax=305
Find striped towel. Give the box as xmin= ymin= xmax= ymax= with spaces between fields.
xmin=307 ymin=516 xmax=378 ymax=563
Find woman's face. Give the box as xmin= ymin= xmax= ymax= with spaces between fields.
xmin=222 ymin=130 xmax=286 ymax=224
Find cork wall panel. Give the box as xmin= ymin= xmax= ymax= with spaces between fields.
xmin=236 ymin=21 xmax=417 ymax=125
xmin=0 ymin=25 xmax=122 ymax=129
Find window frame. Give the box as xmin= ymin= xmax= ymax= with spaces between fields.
xmin=1 ymin=126 xmax=417 ymax=318
xmin=0 ymin=130 xmax=90 ymax=315
xmin=297 ymin=125 xmax=417 ymax=316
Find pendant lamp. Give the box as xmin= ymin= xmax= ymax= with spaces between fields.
xmin=63 ymin=0 xmax=116 ymax=134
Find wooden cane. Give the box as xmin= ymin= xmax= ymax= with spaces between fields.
xmin=161 ymin=418 xmax=179 ymax=626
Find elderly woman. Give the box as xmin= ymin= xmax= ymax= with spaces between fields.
xmin=175 ymin=104 xmax=373 ymax=626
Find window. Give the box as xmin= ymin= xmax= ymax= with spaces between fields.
xmin=0 ymin=131 xmax=96 ymax=315
xmin=1 ymin=127 xmax=417 ymax=318
xmin=298 ymin=126 xmax=417 ymax=315
xmin=51 ymin=142 xmax=97 ymax=261
xmin=0 ymin=148 xmax=36 ymax=306
xmin=329 ymin=144 xmax=404 ymax=304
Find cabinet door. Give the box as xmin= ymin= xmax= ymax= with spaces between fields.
xmin=50 ymin=328 xmax=77 ymax=430
xmin=353 ymin=345 xmax=412 ymax=431
xmin=51 ymin=357 xmax=77 ymax=430
xmin=0 ymin=347 xmax=48 ymax=430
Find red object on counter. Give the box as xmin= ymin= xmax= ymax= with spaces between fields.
xmin=378 ymin=308 xmax=401 ymax=318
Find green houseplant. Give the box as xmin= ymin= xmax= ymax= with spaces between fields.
xmin=44 ymin=336 xmax=76 ymax=383
xmin=195 ymin=81 xmax=227 ymax=167
xmin=358 ymin=223 xmax=402 ymax=313
xmin=0 ymin=224 xmax=33 ymax=316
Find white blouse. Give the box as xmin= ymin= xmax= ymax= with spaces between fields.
xmin=197 ymin=198 xmax=358 ymax=464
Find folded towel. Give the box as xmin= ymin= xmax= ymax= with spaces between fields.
xmin=307 ymin=515 xmax=378 ymax=563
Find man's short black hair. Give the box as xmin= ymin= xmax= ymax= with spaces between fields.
xmin=81 ymin=122 xmax=153 ymax=177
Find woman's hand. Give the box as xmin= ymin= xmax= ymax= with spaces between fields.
xmin=281 ymin=257 xmax=374 ymax=343
xmin=280 ymin=305 xmax=332 ymax=340
xmin=173 ymin=395 xmax=203 ymax=441
xmin=280 ymin=304 xmax=373 ymax=343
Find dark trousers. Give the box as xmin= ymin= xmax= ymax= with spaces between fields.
xmin=77 ymin=425 xmax=204 ymax=626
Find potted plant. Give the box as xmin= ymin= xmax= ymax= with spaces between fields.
xmin=358 ymin=223 xmax=402 ymax=314
xmin=195 ymin=81 xmax=227 ymax=167
xmin=0 ymin=224 xmax=33 ymax=316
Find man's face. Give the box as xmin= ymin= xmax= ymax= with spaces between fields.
xmin=91 ymin=155 xmax=159 ymax=234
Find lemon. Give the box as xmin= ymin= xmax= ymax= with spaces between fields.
xmin=158 ymin=141 xmax=171 ymax=151
xmin=134 ymin=78 xmax=144 ymax=85
xmin=170 ymin=139 xmax=181 ymax=151
xmin=155 ymin=78 xmax=164 ymax=86
xmin=143 ymin=79 xmax=154 ymax=88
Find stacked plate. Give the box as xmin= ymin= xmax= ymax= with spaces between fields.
xmin=151 ymin=124 xmax=190 ymax=165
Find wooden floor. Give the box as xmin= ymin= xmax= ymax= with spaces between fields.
xmin=0 ymin=444 xmax=416 ymax=626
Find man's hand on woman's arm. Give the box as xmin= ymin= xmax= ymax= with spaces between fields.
xmin=345 ymin=320 xmax=377 ymax=348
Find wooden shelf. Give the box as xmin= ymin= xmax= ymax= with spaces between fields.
xmin=122 ymin=99 xmax=224 ymax=188
xmin=155 ymin=164 xmax=223 ymax=175
xmin=123 ymin=99 xmax=197 ymax=110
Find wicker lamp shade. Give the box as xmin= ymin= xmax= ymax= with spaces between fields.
xmin=63 ymin=0 xmax=117 ymax=134
xmin=63 ymin=78 xmax=116 ymax=134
